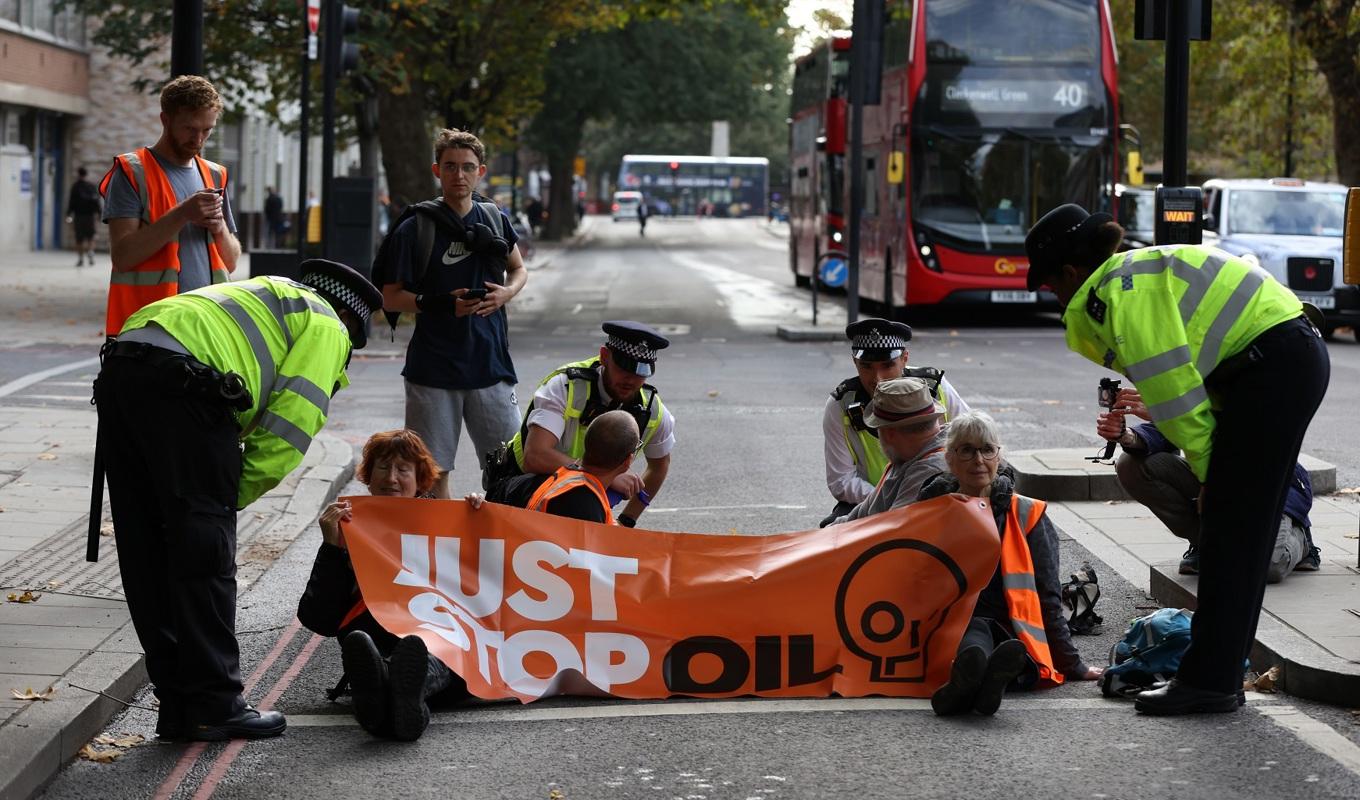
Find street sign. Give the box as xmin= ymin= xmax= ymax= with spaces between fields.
xmin=307 ymin=0 xmax=320 ymax=34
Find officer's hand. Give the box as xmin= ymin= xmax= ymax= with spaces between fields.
xmin=1115 ymin=388 xmax=1148 ymax=420
xmin=181 ymin=188 xmax=223 ymax=228
xmin=319 ymin=500 xmax=352 ymax=548
xmin=464 ymin=492 xmax=485 ymax=510
xmin=476 ymin=281 xmax=510 ymax=317
xmin=609 ymin=472 xmax=645 ymax=498
xmin=1096 ymin=410 xmax=1126 ymax=441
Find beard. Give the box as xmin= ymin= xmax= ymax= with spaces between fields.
xmin=168 ymin=139 xmax=201 ymax=161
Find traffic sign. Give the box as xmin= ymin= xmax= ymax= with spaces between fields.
xmin=307 ymin=0 xmax=320 ymax=34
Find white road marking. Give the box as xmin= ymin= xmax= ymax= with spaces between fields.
xmin=646 ymin=503 xmax=809 ymax=514
xmin=0 ymin=357 xmax=99 ymax=399
xmin=1255 ymin=704 xmax=1360 ymax=779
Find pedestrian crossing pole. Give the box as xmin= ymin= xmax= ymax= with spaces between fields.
xmin=170 ymin=0 xmax=204 ymax=78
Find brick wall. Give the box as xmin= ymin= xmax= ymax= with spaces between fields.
xmin=0 ymin=31 xmax=89 ymax=97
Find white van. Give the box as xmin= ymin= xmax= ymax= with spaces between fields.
xmin=612 ymin=191 xmax=643 ymax=222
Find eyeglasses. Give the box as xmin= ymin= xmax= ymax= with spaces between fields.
xmin=953 ymin=444 xmax=1000 ymax=462
xmin=443 ymin=163 xmax=481 ymax=175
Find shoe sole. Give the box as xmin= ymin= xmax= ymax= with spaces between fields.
xmin=341 ymin=633 xmax=389 ymax=736
xmin=931 ymin=647 xmax=987 ymax=716
xmin=388 ymin=636 xmax=432 ymax=742
xmin=973 ymin=640 xmax=1028 ymax=716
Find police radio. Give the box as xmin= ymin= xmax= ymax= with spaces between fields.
xmin=1154 ymin=186 xmax=1204 ymax=246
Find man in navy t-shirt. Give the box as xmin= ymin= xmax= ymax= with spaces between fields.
xmin=379 ymin=128 xmax=528 ymax=498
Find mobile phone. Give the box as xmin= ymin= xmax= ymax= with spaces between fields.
xmin=462 ymin=288 xmax=488 ymax=301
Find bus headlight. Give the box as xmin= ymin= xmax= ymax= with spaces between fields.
xmin=917 ymin=237 xmax=941 ymax=272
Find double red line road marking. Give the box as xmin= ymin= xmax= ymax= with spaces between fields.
xmin=153 ymin=619 xmax=323 ymax=800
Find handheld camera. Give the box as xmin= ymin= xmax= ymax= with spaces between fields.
xmin=1087 ymin=377 xmax=1123 ymax=464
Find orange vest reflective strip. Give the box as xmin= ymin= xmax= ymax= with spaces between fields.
xmin=1001 ymin=494 xmax=1063 ymax=686
xmin=100 ymin=147 xmax=230 ymax=334
xmin=526 ymin=466 xmax=616 ymax=524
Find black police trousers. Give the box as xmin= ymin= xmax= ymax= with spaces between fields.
xmin=1175 ymin=316 xmax=1330 ymax=695
xmin=95 ymin=352 xmax=247 ymax=726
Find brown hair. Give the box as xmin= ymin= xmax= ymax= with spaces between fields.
xmin=582 ymin=410 xmax=640 ymax=470
xmin=1070 ymin=221 xmax=1126 ymax=271
xmin=356 ymin=429 xmax=441 ymax=495
xmin=433 ymin=128 xmax=485 ymax=165
xmin=160 ymin=75 xmax=224 ymax=116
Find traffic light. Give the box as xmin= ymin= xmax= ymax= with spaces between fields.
xmin=669 ymin=161 xmax=680 ymax=176
xmin=333 ymin=4 xmax=360 ymax=74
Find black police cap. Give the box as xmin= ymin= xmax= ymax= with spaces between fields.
xmin=1024 ymin=204 xmax=1112 ymax=292
xmin=846 ymin=318 xmax=912 ymax=360
xmin=602 ymin=321 xmax=670 ymax=377
xmin=301 ymin=258 xmax=384 ymax=349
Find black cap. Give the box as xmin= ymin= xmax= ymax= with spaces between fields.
xmin=1024 ymin=204 xmax=1113 ymax=292
xmin=846 ymin=318 xmax=912 ymax=361
xmin=602 ymin=320 xmax=670 ymax=377
xmin=301 ymin=259 xmax=384 ymax=349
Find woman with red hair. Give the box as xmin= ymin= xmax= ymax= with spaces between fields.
xmin=296 ymin=429 xmax=467 ymax=741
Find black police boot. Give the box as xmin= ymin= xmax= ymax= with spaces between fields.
xmin=341 ymin=631 xmax=390 ymax=737
xmin=184 ymin=706 xmax=287 ymax=742
xmin=973 ymin=639 xmax=1028 ymax=716
xmin=931 ymin=646 xmax=987 ymax=716
xmin=388 ymin=635 xmax=454 ymax=742
xmin=1134 ymin=677 xmax=1240 ymax=716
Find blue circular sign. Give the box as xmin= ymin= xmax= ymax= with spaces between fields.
xmin=819 ymin=257 xmax=848 ymax=288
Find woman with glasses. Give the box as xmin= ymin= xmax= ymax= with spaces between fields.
xmin=918 ymin=412 xmax=1102 ymax=716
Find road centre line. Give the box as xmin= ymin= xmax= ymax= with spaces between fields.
xmin=286 ymin=695 xmax=1286 ymax=727
xmin=646 ymin=503 xmax=809 ymax=514
xmin=0 ymin=356 xmax=99 ymax=398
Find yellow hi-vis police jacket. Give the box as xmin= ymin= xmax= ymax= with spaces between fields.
xmin=1062 ymin=245 xmax=1302 ymax=482
xmin=121 ymin=276 xmax=353 ymax=509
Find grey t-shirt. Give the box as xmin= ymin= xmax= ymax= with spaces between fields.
xmin=103 ymin=149 xmax=237 ymax=292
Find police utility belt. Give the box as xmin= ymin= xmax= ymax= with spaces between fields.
xmin=100 ymin=340 xmax=253 ymax=412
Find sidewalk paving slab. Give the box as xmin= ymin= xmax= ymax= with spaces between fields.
xmin=1025 ymin=448 xmax=1360 ymax=707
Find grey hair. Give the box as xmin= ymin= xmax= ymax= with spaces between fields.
xmin=945 ymin=411 xmax=1002 ymax=450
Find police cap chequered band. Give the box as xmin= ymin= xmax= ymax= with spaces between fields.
xmin=304 ymin=272 xmax=373 ymax=326
xmin=607 ymin=335 xmax=659 ymax=364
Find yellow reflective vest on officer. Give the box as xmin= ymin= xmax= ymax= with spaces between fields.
xmin=508 ymin=357 xmax=665 ymax=470
xmin=120 ymin=276 xmax=352 ymax=509
xmin=834 ymin=374 xmax=952 ymax=487
xmin=1062 ymin=245 xmax=1302 ymax=482
xmin=1002 ymin=494 xmax=1062 ymax=686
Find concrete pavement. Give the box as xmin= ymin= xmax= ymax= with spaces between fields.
xmin=1014 ymin=448 xmax=1360 ymax=705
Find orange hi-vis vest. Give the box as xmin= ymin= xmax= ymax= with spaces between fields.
xmin=1000 ymin=493 xmax=1064 ymax=686
xmin=99 ymin=147 xmax=229 ymax=335
xmin=527 ymin=466 xmax=616 ymax=524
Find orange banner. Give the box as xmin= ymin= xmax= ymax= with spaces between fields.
xmin=344 ymin=494 xmax=1001 ymax=702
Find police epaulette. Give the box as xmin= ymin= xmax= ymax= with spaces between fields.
xmin=831 ymin=376 xmax=863 ymax=401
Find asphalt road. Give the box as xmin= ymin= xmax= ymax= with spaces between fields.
xmin=30 ymin=217 xmax=1360 ymax=799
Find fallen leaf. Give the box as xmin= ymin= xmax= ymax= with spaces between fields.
xmin=1244 ymin=666 xmax=1281 ymax=693
xmin=6 ymin=591 xmax=40 ymax=603
xmin=36 ymin=453 xmax=57 ymax=461
xmin=706 ymin=390 xmax=720 ymax=397
xmin=11 ymin=686 xmax=56 ymax=701
xmin=1338 ymin=487 xmax=1360 ymax=494
xmin=100 ymin=522 xmax=114 ymax=537
xmin=548 ymin=791 xmax=565 ymax=800
xmin=94 ymin=733 xmax=145 ymax=748
xmin=78 ymin=744 xmax=121 ymax=763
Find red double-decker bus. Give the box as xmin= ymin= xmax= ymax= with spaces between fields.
xmin=788 ymin=36 xmax=851 ymax=288
xmin=792 ymin=0 xmax=1121 ymax=311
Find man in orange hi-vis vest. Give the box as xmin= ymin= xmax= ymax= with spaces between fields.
xmin=101 ymin=75 xmax=240 ymax=336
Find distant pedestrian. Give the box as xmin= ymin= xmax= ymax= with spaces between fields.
xmin=100 ymin=75 xmax=239 ymax=338
xmin=263 ymin=186 xmax=285 ymax=248
xmin=96 ymin=259 xmax=382 ymax=741
xmin=371 ymin=127 xmax=528 ymax=499
xmin=637 ymin=198 xmax=648 ymax=237
xmin=526 ymin=197 xmax=545 ymax=235
xmin=66 ymin=167 xmax=101 ymax=267
xmin=1026 ymin=204 xmax=1329 ymax=717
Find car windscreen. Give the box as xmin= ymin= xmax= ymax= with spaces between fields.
xmin=1227 ymin=190 xmax=1346 ymax=237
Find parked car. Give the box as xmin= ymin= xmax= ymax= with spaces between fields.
xmin=1202 ymin=177 xmax=1355 ymax=339
xmin=612 ymin=191 xmax=643 ymax=222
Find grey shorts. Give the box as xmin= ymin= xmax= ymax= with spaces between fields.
xmin=404 ymin=380 xmax=521 ymax=471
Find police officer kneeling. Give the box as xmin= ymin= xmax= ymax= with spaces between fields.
xmin=95 ymin=259 xmax=382 ymax=740
xmin=1025 ymin=205 xmax=1329 ymax=716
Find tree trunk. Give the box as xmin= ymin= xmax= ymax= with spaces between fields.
xmin=1286 ymin=0 xmax=1360 ymax=183
xmin=541 ymin=123 xmax=584 ymax=241
xmin=376 ymin=85 xmax=437 ymax=215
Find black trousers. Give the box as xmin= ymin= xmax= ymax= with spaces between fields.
xmin=1177 ymin=317 xmax=1330 ymax=694
xmin=96 ymin=355 xmax=246 ymax=725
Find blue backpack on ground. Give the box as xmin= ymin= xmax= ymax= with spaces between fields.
xmin=1100 ymin=607 xmax=1193 ymax=698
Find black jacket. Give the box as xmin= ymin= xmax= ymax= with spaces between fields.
xmin=296 ymin=543 xmax=400 ymax=654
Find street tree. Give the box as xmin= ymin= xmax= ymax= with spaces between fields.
xmin=1274 ymin=0 xmax=1360 ymax=185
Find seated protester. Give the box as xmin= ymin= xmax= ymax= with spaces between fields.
xmin=920 ymin=412 xmax=1102 ymax=717
xmin=1097 ymin=388 xmax=1320 ymax=581
xmin=827 ymin=377 xmax=950 ymax=527
xmin=296 ymin=429 xmax=469 ymax=742
xmin=468 ymin=410 xmax=641 ymax=525
xmin=822 ymin=319 xmax=969 ymax=524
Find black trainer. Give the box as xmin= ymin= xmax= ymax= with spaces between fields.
xmin=931 ymin=646 xmax=987 ymax=716
xmin=184 ymin=706 xmax=287 ymax=741
xmin=1178 ymin=545 xmax=1200 ymax=575
xmin=388 ymin=635 xmax=434 ymax=741
xmin=341 ymin=630 xmax=390 ymax=736
xmin=973 ymin=640 xmax=1028 ymax=716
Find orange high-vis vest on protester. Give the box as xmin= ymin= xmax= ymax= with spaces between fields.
xmin=1001 ymin=494 xmax=1064 ymax=686
xmin=527 ymin=466 xmax=616 ymax=524
xmin=99 ymin=147 xmax=230 ymax=335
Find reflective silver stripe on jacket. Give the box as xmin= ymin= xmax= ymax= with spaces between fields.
xmin=532 ymin=474 xmax=592 ymax=510
xmin=199 ymin=292 xmax=277 ymax=418
xmin=837 ymin=391 xmax=877 ymax=476
xmin=1002 ymin=573 xmax=1038 ymax=592
xmin=1146 ymin=384 xmax=1210 ymax=420
xmin=1013 ymin=618 xmax=1049 ymax=644
xmin=1123 ymin=345 xmax=1193 ymax=382
xmin=271 ymin=375 xmax=331 ymax=419
xmin=556 ymin=374 xmax=594 ymax=457
xmin=121 ymin=151 xmax=153 ymax=225
xmin=257 ymin=410 xmax=312 ymax=454
xmin=109 ymin=267 xmax=178 ymax=287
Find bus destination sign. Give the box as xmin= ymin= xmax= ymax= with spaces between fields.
xmin=939 ymin=79 xmax=1090 ymax=114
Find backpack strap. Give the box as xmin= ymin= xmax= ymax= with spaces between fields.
xmin=476 ymin=200 xmax=505 ymax=239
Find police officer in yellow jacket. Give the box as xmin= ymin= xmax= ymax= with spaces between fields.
xmin=1025 ymin=205 xmax=1329 ymax=716
xmin=94 ymin=259 xmax=382 ymax=741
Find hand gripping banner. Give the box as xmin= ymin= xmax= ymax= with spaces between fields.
xmin=343 ymin=494 xmax=1001 ymax=702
